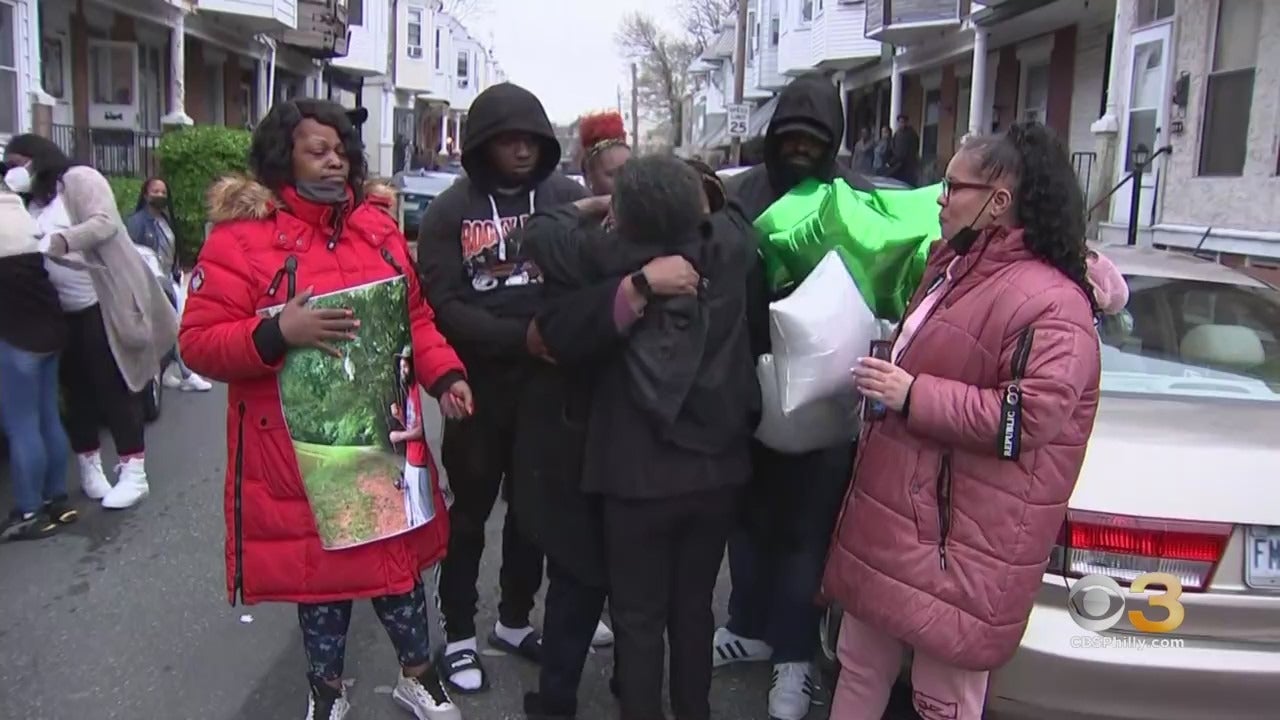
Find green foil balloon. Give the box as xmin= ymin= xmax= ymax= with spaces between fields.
xmin=755 ymin=179 xmax=944 ymax=322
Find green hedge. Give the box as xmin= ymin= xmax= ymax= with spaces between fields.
xmin=158 ymin=126 xmax=252 ymax=260
xmin=108 ymin=176 xmax=145 ymax=219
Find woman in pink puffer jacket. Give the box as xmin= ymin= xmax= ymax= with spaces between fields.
xmin=823 ymin=123 xmax=1103 ymax=720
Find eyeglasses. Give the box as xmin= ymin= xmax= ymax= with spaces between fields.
xmin=941 ymin=179 xmax=993 ymax=199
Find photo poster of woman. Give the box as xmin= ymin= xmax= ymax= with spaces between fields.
xmin=258 ymin=276 xmax=437 ymax=550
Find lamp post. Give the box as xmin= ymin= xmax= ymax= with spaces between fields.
xmin=1127 ymin=144 xmax=1151 ymax=247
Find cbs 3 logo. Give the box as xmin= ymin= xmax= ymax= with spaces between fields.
xmin=1066 ymin=572 xmax=1186 ymax=633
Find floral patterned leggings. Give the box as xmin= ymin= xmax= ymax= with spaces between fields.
xmin=297 ymin=581 xmax=432 ymax=683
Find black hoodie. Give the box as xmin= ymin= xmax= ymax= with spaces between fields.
xmin=725 ymin=74 xmax=875 ymax=221
xmin=416 ymin=83 xmax=586 ymax=372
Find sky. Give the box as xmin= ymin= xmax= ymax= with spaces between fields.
xmin=464 ymin=0 xmax=686 ymax=125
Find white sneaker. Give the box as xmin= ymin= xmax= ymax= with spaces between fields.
xmin=768 ymin=662 xmax=817 ymax=720
xmin=102 ymin=457 xmax=149 ymax=509
xmin=712 ymin=626 xmax=773 ymax=668
xmin=304 ymin=683 xmax=350 ymax=720
xmin=179 ymin=372 xmax=213 ymax=392
xmin=162 ymin=365 xmax=184 ymax=389
xmin=592 ymin=619 xmax=615 ymax=648
xmin=393 ymin=669 xmax=461 ymax=720
xmin=78 ymin=451 xmax=113 ymax=500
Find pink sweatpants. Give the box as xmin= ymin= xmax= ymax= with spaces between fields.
xmin=830 ymin=612 xmax=989 ymax=720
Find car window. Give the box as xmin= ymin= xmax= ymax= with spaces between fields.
xmin=1099 ymin=275 xmax=1280 ymax=401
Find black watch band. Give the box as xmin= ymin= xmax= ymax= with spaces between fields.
xmin=630 ymin=270 xmax=655 ymax=300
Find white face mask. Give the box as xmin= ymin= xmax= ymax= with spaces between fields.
xmin=3 ymin=164 xmax=32 ymax=194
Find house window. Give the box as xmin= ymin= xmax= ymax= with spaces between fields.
xmin=457 ymin=50 xmax=469 ymax=79
xmin=349 ymin=0 xmax=363 ymax=26
xmin=407 ymin=7 xmax=424 ymax=59
xmin=748 ymin=10 xmax=758 ymax=61
xmin=800 ymin=0 xmax=814 ymax=24
xmin=42 ymin=37 xmax=66 ymax=100
xmin=921 ymin=88 xmax=941 ymax=161
xmin=816 ymin=0 xmax=825 ymax=14
xmin=89 ymin=41 xmax=136 ymax=106
xmin=0 ymin=0 xmax=18 ymax=134
xmin=434 ymin=28 xmax=441 ymax=68
xmin=771 ymin=17 xmax=780 ymax=45
xmin=1198 ymin=0 xmax=1260 ymax=176
xmin=1135 ymin=0 xmax=1175 ymax=26
xmin=1019 ymin=62 xmax=1050 ymax=124
xmin=139 ymin=44 xmax=164 ymax=131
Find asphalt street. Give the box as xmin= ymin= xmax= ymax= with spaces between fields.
xmin=0 ymin=386 xmax=916 ymax=720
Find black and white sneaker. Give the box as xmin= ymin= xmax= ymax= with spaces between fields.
xmin=0 ymin=510 xmax=59 ymax=542
xmin=304 ymin=680 xmax=350 ymax=720
xmin=768 ymin=662 xmax=817 ymax=720
xmin=711 ymin=626 xmax=773 ymax=668
xmin=43 ymin=497 xmax=79 ymax=525
xmin=393 ymin=665 xmax=462 ymax=720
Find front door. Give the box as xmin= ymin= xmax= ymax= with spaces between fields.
xmin=1111 ymin=22 xmax=1172 ymax=228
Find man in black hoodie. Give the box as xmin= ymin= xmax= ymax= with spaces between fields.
xmin=717 ymin=73 xmax=867 ymax=720
xmin=416 ymin=82 xmax=586 ymax=694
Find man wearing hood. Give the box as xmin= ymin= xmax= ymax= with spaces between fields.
xmin=417 ymin=82 xmax=586 ymax=694
xmin=716 ymin=73 xmax=869 ymax=720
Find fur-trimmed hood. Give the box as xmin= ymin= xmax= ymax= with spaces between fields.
xmin=206 ymin=174 xmax=397 ymax=223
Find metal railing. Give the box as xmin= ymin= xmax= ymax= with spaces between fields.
xmin=1071 ymin=151 xmax=1096 ymax=203
xmin=1086 ymin=145 xmax=1172 ymax=246
xmin=49 ymin=124 xmax=162 ymax=178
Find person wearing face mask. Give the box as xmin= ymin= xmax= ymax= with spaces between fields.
xmin=3 ymin=134 xmax=176 ymax=512
xmin=0 ymin=178 xmax=73 ymax=541
xmin=415 ymin=82 xmax=587 ymax=694
xmin=823 ymin=123 xmax=1101 ymax=720
xmin=125 ymin=177 xmax=212 ymax=393
xmin=714 ymin=73 xmax=875 ymax=720
xmin=179 ymin=98 xmax=473 ymax=720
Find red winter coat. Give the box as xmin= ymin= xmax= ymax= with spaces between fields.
xmin=821 ymin=226 xmax=1101 ymax=671
xmin=179 ymin=176 xmax=465 ymax=605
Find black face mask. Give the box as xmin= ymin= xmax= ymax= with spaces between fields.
xmin=147 ymin=195 xmax=168 ymax=210
xmin=295 ymin=179 xmax=349 ymax=205
xmin=947 ymin=191 xmax=999 ymax=255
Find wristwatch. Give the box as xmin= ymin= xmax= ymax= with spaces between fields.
xmin=629 ymin=270 xmax=655 ymax=301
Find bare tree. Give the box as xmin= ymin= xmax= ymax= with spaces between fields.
xmin=441 ymin=0 xmax=490 ymax=21
xmin=677 ymin=0 xmax=739 ymax=54
xmin=616 ymin=13 xmax=696 ymax=147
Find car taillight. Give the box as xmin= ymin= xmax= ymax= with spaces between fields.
xmin=1047 ymin=510 xmax=1232 ymax=591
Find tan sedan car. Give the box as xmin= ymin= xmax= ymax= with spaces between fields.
xmin=822 ymin=246 xmax=1280 ymax=719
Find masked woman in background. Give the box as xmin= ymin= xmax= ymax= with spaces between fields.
xmin=126 ymin=177 xmax=212 ymax=393
xmin=823 ymin=122 xmax=1101 ymax=720
xmin=3 ymin=134 xmax=177 ymax=512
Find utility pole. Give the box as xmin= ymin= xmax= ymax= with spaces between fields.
xmin=630 ymin=63 xmax=640 ymax=148
xmin=729 ymin=0 xmax=749 ymax=166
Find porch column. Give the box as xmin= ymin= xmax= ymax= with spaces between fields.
xmin=161 ymin=9 xmax=194 ymax=127
xmin=439 ymin=110 xmax=448 ymax=153
xmin=453 ymin=112 xmax=462 ymax=152
xmin=889 ymin=52 xmax=903 ymax=126
xmin=968 ymin=29 xmax=989 ymax=137
xmin=1088 ymin=0 xmax=1127 ymax=235
xmin=28 ymin=0 xmax=56 ymax=136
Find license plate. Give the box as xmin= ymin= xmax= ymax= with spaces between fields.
xmin=1244 ymin=526 xmax=1280 ymax=589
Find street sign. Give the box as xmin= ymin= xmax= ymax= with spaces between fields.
xmin=727 ymin=103 xmax=750 ymax=139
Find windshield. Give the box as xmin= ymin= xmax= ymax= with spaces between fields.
xmin=1099 ymin=274 xmax=1280 ymax=402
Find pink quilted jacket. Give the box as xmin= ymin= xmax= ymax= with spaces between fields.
xmin=821 ymin=226 xmax=1101 ymax=671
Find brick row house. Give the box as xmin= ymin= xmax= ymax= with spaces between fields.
xmin=1 ymin=0 xmax=347 ymax=176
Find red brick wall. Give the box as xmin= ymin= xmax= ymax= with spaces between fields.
xmin=902 ymin=75 xmax=922 ymax=132
xmin=939 ymin=64 xmax=958 ymax=165
xmin=223 ymin=57 xmax=243 ymax=129
xmin=185 ymin=39 xmax=208 ymax=125
xmin=1046 ymin=26 xmax=1077 ymax=138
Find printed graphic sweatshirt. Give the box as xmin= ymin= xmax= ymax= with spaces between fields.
xmin=416 ymin=83 xmax=587 ymax=373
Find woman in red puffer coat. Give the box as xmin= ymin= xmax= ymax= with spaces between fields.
xmin=179 ymin=99 xmax=473 ymax=720
xmin=823 ymin=123 xmax=1102 ymax=720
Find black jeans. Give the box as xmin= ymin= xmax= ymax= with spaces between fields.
xmin=727 ymin=444 xmax=852 ymax=662
xmin=538 ymin=558 xmax=610 ymax=713
xmin=605 ymin=486 xmax=737 ymax=720
xmin=437 ymin=390 xmax=544 ymax=642
xmin=59 ymin=304 xmax=145 ymax=456
xmin=297 ymin=582 xmax=431 ymax=683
